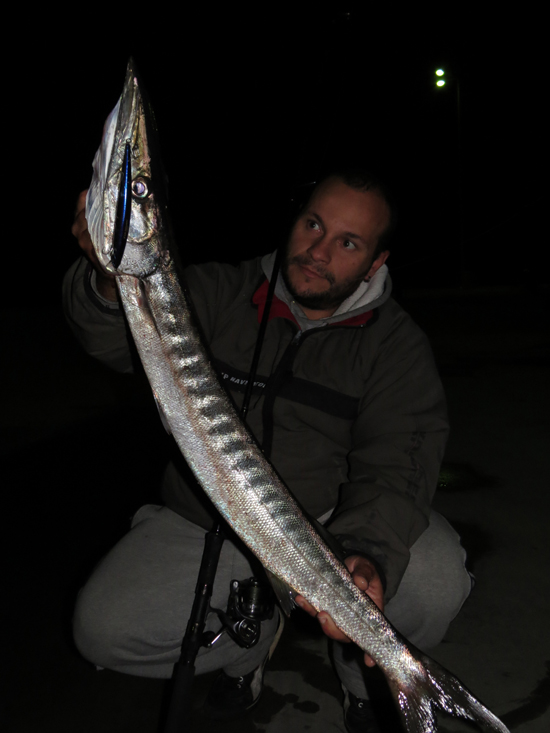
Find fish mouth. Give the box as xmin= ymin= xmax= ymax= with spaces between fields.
xmin=90 ymin=56 xmax=170 ymax=278
xmin=111 ymin=142 xmax=132 ymax=269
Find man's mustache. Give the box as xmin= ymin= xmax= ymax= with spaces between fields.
xmin=289 ymin=254 xmax=335 ymax=286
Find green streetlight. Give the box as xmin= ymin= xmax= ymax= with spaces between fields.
xmin=435 ymin=68 xmax=446 ymax=88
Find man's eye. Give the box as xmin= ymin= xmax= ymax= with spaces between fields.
xmin=307 ymin=220 xmax=320 ymax=230
xmin=343 ymin=240 xmax=356 ymax=250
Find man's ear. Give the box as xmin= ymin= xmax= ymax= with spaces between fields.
xmin=365 ymin=250 xmax=389 ymax=280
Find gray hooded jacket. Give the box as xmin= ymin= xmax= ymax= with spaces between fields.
xmin=63 ymin=254 xmax=448 ymax=600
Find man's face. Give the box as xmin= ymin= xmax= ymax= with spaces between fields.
xmin=282 ymin=177 xmax=390 ymax=319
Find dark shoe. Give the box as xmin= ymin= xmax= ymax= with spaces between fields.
xmin=205 ymin=665 xmax=264 ymax=719
xmin=205 ymin=609 xmax=284 ymax=719
xmin=343 ymin=689 xmax=383 ymax=733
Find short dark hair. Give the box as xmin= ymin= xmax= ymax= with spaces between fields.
xmin=310 ymin=168 xmax=397 ymax=257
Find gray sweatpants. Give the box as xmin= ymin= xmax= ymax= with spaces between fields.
xmin=73 ymin=505 xmax=471 ymax=698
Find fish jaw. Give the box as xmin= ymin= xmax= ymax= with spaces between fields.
xmin=86 ymin=59 xmax=167 ymax=279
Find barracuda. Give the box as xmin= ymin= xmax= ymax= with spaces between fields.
xmin=85 ymin=60 xmax=510 ymax=733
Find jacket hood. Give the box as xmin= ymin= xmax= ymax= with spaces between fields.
xmin=261 ymin=251 xmax=393 ymax=331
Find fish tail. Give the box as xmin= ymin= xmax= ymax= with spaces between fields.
xmin=386 ymin=648 xmax=509 ymax=733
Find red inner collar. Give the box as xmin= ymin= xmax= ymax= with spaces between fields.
xmin=252 ymin=278 xmax=374 ymax=327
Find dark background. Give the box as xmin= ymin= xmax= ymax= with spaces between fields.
xmin=9 ymin=8 xmax=547 ymax=304
xmin=4 ymin=9 xmax=549 ymax=732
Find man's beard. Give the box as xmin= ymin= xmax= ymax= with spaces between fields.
xmin=282 ymin=252 xmax=370 ymax=313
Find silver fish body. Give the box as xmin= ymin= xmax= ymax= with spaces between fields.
xmin=86 ymin=60 xmax=509 ymax=733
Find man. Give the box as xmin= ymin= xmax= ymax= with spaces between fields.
xmin=65 ymin=171 xmax=471 ymax=732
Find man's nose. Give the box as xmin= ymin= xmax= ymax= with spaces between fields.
xmin=307 ymin=236 xmax=331 ymax=263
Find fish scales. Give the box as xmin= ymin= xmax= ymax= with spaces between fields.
xmin=85 ymin=60 xmax=510 ymax=733
xmin=124 ymin=261 xmax=406 ymax=662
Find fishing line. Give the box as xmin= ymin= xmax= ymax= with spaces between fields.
xmin=241 ymin=246 xmax=283 ymax=422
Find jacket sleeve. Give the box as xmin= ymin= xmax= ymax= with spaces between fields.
xmin=326 ymin=314 xmax=449 ymax=601
xmin=62 ymin=256 xmax=262 ymax=373
xmin=62 ymin=257 xmax=135 ymax=373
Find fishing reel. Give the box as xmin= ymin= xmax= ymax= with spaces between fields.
xmin=205 ymin=577 xmax=275 ymax=649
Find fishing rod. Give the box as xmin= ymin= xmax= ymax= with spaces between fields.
xmin=162 ymin=17 xmax=345 ymax=724
xmin=163 ymin=248 xmax=283 ymax=733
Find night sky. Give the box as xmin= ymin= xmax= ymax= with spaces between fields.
xmin=18 ymin=10 xmax=546 ymax=304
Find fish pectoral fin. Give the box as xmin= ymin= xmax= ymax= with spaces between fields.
xmin=264 ymin=569 xmax=297 ymax=617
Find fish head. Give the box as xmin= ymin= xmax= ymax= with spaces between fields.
xmin=86 ymin=59 xmax=170 ymax=278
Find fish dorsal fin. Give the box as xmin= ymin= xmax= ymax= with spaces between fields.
xmin=265 ymin=569 xmax=297 ymax=617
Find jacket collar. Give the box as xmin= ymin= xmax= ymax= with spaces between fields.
xmin=252 ymin=280 xmax=299 ymax=325
xmin=252 ymin=278 xmax=377 ymax=328
xmin=254 ymin=252 xmax=391 ymax=330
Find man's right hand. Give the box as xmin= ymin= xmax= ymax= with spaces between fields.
xmin=295 ymin=555 xmax=384 ymax=668
xmin=72 ymin=190 xmax=118 ymax=303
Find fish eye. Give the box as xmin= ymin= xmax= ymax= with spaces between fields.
xmin=131 ymin=177 xmax=149 ymax=198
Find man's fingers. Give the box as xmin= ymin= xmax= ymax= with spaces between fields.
xmin=72 ymin=213 xmax=96 ymax=262
xmin=74 ymin=189 xmax=88 ymax=217
xmin=345 ymin=556 xmax=385 ymax=613
xmin=295 ymin=598 xmax=351 ymax=642
xmin=71 ymin=190 xmax=91 ymax=244
xmin=296 ymin=555 xmax=385 ymax=671
xmin=295 ymin=595 xmax=316 ymax=617
xmin=71 ymin=190 xmax=117 ymax=301
xmin=71 ymin=208 xmax=89 ymax=240
xmin=296 ymin=595 xmax=377 ymax=665
xmin=316 ymin=611 xmax=351 ymax=642
xmin=350 ymin=572 xmax=369 ymax=591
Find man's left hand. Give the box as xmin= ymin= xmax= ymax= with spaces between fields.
xmin=295 ymin=555 xmax=384 ymax=668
